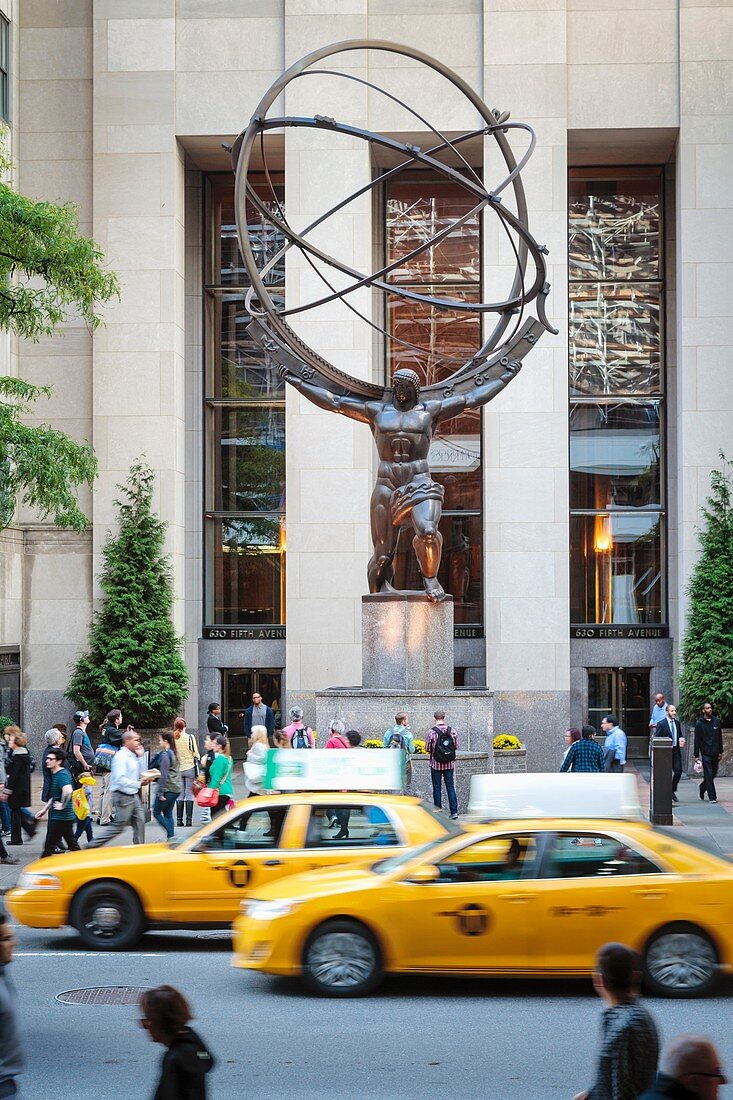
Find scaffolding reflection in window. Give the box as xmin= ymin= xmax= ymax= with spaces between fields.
xmin=569 ymin=283 xmax=661 ymax=396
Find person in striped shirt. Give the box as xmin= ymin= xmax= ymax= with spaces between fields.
xmin=425 ymin=711 xmax=459 ymax=819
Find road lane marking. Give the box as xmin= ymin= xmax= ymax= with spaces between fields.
xmin=16 ymin=951 xmax=164 ymax=957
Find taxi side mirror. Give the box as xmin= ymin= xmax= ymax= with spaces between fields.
xmin=403 ymin=865 xmax=440 ymax=885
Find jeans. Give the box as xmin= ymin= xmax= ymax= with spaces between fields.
xmin=42 ymin=820 xmax=81 ymax=859
xmin=700 ymin=753 xmax=719 ymax=801
xmin=0 ymin=800 xmax=10 ymax=833
xmin=431 ymin=767 xmax=458 ymax=816
xmin=89 ymin=791 xmax=145 ymax=847
xmin=153 ymin=790 xmax=178 ymax=839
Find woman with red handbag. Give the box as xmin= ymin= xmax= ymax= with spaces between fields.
xmin=207 ymin=736 xmax=234 ymax=818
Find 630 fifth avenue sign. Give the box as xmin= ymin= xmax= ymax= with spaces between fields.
xmin=572 ymin=626 xmax=669 ymax=639
xmin=204 ymin=626 xmax=483 ymax=640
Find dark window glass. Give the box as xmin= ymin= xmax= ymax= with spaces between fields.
xmin=210 ymin=179 xmax=284 ymax=287
xmin=304 ymin=806 xmax=399 ymax=848
xmin=386 ymin=180 xmax=481 ymax=283
xmin=387 ymin=288 xmax=481 ymax=386
xmin=570 ymin=402 xmax=661 ymax=510
xmin=436 ymin=835 xmax=540 ymax=883
xmin=211 ymin=517 xmax=285 ymax=626
xmin=212 ymin=293 xmax=285 ymax=399
xmin=569 ymin=282 xmax=661 ymax=396
xmin=393 ymin=512 xmax=482 ymax=624
xmin=570 ymin=513 xmax=663 ymax=625
xmin=568 ymin=175 xmax=661 ymax=282
xmin=205 ymin=807 xmax=281 ymax=850
xmin=215 ymin=407 xmax=285 ymax=512
xmin=546 ymin=834 xmax=662 ymax=879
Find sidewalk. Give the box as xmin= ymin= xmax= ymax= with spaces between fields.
xmin=631 ymin=762 xmax=733 ymax=856
xmin=0 ymin=765 xmax=249 ymax=895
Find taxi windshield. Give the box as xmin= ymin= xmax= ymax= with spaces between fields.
xmin=371 ymin=832 xmax=456 ymax=876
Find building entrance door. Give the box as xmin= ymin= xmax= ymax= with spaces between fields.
xmin=223 ymin=669 xmax=282 ymax=739
xmin=587 ymin=668 xmax=650 ymax=759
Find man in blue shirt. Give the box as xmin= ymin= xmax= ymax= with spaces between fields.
xmin=649 ymin=692 xmax=668 ymax=732
xmin=601 ymin=714 xmax=628 ymax=772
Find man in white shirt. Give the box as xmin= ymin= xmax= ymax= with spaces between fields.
xmin=89 ymin=730 xmax=152 ymax=847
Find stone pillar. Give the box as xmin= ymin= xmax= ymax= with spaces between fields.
xmin=362 ymin=594 xmax=454 ymax=692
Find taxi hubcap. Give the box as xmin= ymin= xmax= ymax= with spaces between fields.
xmin=647 ymin=932 xmax=716 ymax=990
xmin=88 ymin=904 xmax=123 ymax=935
xmin=308 ymin=932 xmax=375 ymax=988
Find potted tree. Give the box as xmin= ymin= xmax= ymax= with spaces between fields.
xmin=67 ymin=463 xmax=188 ymax=747
xmin=679 ymin=454 xmax=733 ymax=773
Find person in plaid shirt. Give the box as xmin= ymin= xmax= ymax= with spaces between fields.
xmin=560 ymin=725 xmax=605 ymax=773
xmin=425 ymin=710 xmax=459 ymax=818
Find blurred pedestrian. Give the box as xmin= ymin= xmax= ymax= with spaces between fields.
xmin=5 ymin=728 xmax=37 ymax=846
xmin=273 ymin=730 xmax=289 ymax=748
xmin=601 ymin=715 xmax=627 ymax=773
xmin=244 ymin=726 xmax=268 ymax=796
xmin=196 ymin=734 xmax=217 ymax=825
xmin=41 ymin=729 xmax=64 ymax=801
xmin=174 ymin=719 xmax=200 ymax=829
xmin=694 ymin=702 xmax=723 ymax=804
xmin=153 ymin=732 xmax=181 ymax=840
xmin=0 ymin=733 xmax=10 ymax=839
xmin=36 ymin=747 xmax=81 ymax=858
xmin=0 ymin=913 xmax=23 ymax=1098
xmin=89 ymin=730 xmax=153 ymax=847
xmin=641 ymin=1035 xmax=726 ymax=1099
xmin=425 ymin=710 xmax=459 ymax=818
xmin=208 ymin=735 xmax=234 ymax=819
xmin=562 ymin=727 xmax=582 ymax=764
xmin=97 ymin=708 xmax=125 ymax=825
xmin=560 ymin=725 xmax=605 ymax=773
xmin=283 ymin=706 xmax=314 ymax=749
xmin=206 ymin=702 xmax=227 ymax=737
xmin=140 ymin=984 xmax=214 ymax=1100
xmin=573 ymin=942 xmax=659 ymax=1100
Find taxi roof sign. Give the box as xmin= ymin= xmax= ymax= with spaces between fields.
xmin=263 ymin=748 xmax=404 ymax=792
xmin=467 ymin=773 xmax=643 ymax=823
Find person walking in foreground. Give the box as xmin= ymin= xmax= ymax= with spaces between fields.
xmin=694 ymin=702 xmax=723 ymax=804
xmin=97 ymin=708 xmax=126 ymax=825
xmin=0 ymin=913 xmax=23 ymax=1099
xmin=640 ymin=1035 xmax=726 ymax=1099
xmin=174 ymin=719 xmax=200 ymax=829
xmin=140 ymin=985 xmax=214 ymax=1100
xmin=4 ymin=729 xmax=37 ymax=846
xmin=574 ymin=942 xmax=659 ymax=1100
xmin=425 ymin=710 xmax=459 ymax=819
xmin=89 ymin=730 xmax=153 ymax=847
xmin=207 ymin=735 xmax=234 ymax=819
xmin=560 ymin=725 xmax=606 ymax=773
xmin=244 ymin=726 xmax=269 ymax=796
xmin=153 ymin=732 xmax=181 ymax=840
xmin=36 ymin=748 xmax=81 ymax=858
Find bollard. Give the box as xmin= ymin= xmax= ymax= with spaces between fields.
xmin=650 ymin=737 xmax=673 ymax=825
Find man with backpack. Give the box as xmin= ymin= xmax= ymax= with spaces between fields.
xmin=382 ymin=712 xmax=415 ymax=791
xmin=425 ymin=710 xmax=459 ymax=819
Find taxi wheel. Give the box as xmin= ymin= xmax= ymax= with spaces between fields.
xmin=302 ymin=920 xmax=382 ymax=997
xmin=70 ymin=882 xmax=144 ymax=950
xmin=643 ymin=923 xmax=719 ymax=998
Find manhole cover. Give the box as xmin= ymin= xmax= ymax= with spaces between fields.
xmin=56 ymin=986 xmax=147 ymax=1006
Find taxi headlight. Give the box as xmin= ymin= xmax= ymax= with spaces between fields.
xmin=16 ymin=872 xmax=62 ymax=891
xmin=241 ymin=899 xmax=299 ymax=921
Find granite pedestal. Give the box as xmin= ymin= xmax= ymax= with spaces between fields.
xmin=316 ymin=592 xmax=494 ymax=753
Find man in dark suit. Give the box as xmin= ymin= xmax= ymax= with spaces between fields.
xmin=655 ymin=703 xmax=685 ymax=802
xmin=243 ymin=692 xmax=275 ymax=741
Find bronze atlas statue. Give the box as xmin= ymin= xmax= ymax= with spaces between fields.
xmin=231 ymin=41 xmax=555 ymax=602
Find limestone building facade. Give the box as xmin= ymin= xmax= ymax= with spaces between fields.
xmin=0 ymin=0 xmax=730 ymax=766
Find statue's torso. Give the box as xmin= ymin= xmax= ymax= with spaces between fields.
xmin=369 ymin=404 xmax=435 ymax=487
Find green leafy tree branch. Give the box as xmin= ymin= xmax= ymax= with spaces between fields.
xmin=0 ymin=136 xmax=118 ymax=530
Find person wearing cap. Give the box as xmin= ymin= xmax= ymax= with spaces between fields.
xmin=68 ymin=711 xmax=94 ymax=779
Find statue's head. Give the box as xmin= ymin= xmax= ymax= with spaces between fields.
xmin=392 ymin=368 xmax=421 ymax=409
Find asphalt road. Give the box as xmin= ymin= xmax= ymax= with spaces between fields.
xmin=10 ymin=923 xmax=733 ymax=1100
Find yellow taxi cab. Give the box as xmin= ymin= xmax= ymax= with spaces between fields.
xmin=232 ymin=774 xmax=733 ymax=998
xmin=5 ymin=792 xmax=454 ymax=949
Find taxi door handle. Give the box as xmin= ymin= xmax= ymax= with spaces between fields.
xmin=499 ymin=893 xmax=537 ymax=903
xmin=264 ymin=859 xmax=283 ymax=867
xmin=633 ymin=889 xmax=667 ymax=901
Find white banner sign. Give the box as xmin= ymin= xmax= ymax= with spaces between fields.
xmin=263 ymin=748 xmax=404 ymax=792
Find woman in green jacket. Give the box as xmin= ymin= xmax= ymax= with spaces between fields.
xmin=208 ymin=735 xmax=234 ymax=818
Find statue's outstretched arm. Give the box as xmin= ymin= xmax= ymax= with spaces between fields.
xmin=278 ymin=366 xmax=372 ymax=424
xmin=436 ymin=361 xmax=521 ymax=421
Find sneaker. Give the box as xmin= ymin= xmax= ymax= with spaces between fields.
xmin=672 ymin=793 xmax=678 ymax=803
xmin=710 ymin=800 xmax=718 ymax=804
xmin=0 ymin=856 xmax=19 ymax=865
xmin=450 ymin=813 xmax=459 ymax=820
